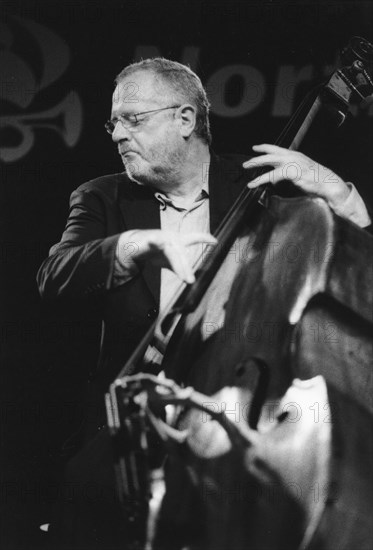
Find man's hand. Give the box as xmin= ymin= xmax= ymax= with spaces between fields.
xmin=116 ymin=229 xmax=217 ymax=284
xmin=243 ymin=144 xmax=350 ymax=210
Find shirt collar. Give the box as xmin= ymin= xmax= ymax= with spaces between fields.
xmin=154 ymin=180 xmax=209 ymax=210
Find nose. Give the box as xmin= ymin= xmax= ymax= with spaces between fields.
xmin=111 ymin=120 xmax=132 ymax=143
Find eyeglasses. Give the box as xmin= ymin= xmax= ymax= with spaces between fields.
xmin=105 ymin=105 xmax=181 ymax=134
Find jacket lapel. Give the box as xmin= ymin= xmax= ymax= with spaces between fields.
xmin=118 ymin=180 xmax=161 ymax=303
xmin=208 ymin=153 xmax=248 ymax=234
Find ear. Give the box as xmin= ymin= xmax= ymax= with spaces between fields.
xmin=177 ymin=104 xmax=197 ymax=138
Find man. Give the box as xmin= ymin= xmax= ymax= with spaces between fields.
xmin=37 ymin=56 xmax=370 ymax=393
xmin=37 ymin=58 xmax=370 ymax=548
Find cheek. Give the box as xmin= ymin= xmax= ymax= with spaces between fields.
xmin=146 ymin=138 xmax=170 ymax=160
xmin=157 ymin=131 xmax=180 ymax=155
xmin=139 ymin=128 xmax=180 ymax=162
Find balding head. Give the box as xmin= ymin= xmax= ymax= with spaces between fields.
xmin=115 ymin=58 xmax=211 ymax=145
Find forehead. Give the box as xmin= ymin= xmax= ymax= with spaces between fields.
xmin=112 ymin=71 xmax=167 ymax=110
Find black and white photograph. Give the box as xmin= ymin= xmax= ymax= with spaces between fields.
xmin=1 ymin=1 xmax=372 ymax=549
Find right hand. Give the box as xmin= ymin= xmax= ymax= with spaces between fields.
xmin=116 ymin=229 xmax=217 ymax=284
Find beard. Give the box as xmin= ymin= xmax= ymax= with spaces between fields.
xmin=122 ymin=142 xmax=186 ymax=192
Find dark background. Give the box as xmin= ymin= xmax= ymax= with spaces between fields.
xmin=1 ymin=1 xmax=372 ymax=548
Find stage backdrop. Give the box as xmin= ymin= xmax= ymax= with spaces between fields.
xmin=1 ymin=1 xmax=372 ymax=548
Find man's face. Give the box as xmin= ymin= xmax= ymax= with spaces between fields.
xmin=110 ymin=71 xmax=185 ymax=189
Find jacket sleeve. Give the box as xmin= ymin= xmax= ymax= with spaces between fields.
xmin=331 ymin=182 xmax=371 ymax=228
xmin=37 ymin=188 xmax=121 ymax=300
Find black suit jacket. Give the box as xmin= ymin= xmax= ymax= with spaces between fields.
xmin=39 ymin=154 xmax=250 ymax=549
xmin=37 ymin=152 xmax=250 ymax=389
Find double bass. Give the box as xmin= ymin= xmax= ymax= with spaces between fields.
xmin=106 ymin=37 xmax=373 ymax=550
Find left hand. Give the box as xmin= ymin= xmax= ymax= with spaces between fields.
xmin=243 ymin=144 xmax=350 ymax=209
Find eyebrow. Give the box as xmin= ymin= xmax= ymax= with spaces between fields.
xmin=110 ymin=109 xmax=137 ymax=120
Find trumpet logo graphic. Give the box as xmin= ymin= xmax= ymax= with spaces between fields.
xmin=0 ymin=17 xmax=83 ymax=162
